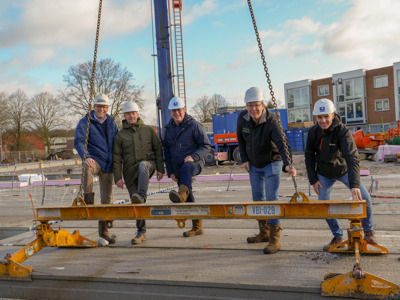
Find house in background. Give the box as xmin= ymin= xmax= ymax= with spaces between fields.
xmin=284 ymin=61 xmax=400 ymax=133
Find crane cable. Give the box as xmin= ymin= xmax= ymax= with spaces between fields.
xmin=247 ymin=0 xmax=299 ymax=197
xmin=77 ymin=0 xmax=103 ymax=202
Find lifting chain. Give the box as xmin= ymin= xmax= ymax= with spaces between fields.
xmin=247 ymin=0 xmax=299 ymax=197
xmin=77 ymin=0 xmax=103 ymax=200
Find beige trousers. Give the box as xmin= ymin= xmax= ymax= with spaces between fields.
xmin=83 ymin=160 xmax=114 ymax=204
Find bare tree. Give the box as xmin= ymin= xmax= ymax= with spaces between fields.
xmin=191 ymin=94 xmax=230 ymax=122
xmin=191 ymin=96 xmax=211 ymax=122
xmin=60 ymin=58 xmax=144 ymax=118
xmin=30 ymin=92 xmax=66 ymax=153
xmin=0 ymin=92 xmax=10 ymax=130
xmin=7 ymin=90 xmax=31 ymax=151
xmin=209 ymin=94 xmax=229 ymax=115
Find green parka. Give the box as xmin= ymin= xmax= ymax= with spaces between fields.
xmin=113 ymin=118 xmax=165 ymax=188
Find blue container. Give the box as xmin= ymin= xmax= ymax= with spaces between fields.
xmin=269 ymin=109 xmax=288 ymax=130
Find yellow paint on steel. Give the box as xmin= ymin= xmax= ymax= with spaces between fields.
xmin=0 ymin=222 xmax=96 ymax=281
xmin=322 ymin=271 xmax=399 ymax=298
xmin=35 ymin=200 xmax=367 ymax=221
xmin=326 ymin=220 xmax=389 ymax=255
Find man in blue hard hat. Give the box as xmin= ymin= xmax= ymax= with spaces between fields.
xmin=163 ymin=96 xmax=211 ymax=237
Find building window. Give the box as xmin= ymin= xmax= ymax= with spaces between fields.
xmin=338 ymin=101 xmax=364 ymax=124
xmin=374 ymin=75 xmax=388 ymax=88
xmin=375 ymin=99 xmax=389 ymax=112
xmin=318 ymin=85 xmax=329 ymax=97
xmin=288 ymin=108 xmax=310 ymax=123
xmin=344 ymin=78 xmax=363 ymax=101
xmin=287 ymin=87 xmax=310 ymax=122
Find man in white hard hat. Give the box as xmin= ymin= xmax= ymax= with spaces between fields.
xmin=113 ymin=101 xmax=164 ymax=244
xmin=163 ymin=96 xmax=211 ymax=237
xmin=237 ymin=87 xmax=297 ymax=255
xmin=305 ymin=98 xmax=377 ymax=251
xmin=74 ymin=93 xmax=119 ymax=244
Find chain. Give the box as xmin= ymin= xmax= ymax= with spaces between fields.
xmin=77 ymin=0 xmax=103 ymax=200
xmin=247 ymin=0 xmax=299 ymax=197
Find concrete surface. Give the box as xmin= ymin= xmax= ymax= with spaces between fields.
xmin=0 ymin=162 xmax=399 ymax=299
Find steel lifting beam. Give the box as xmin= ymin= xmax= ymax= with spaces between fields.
xmin=1 ymin=197 xmax=398 ymax=298
xmin=35 ymin=199 xmax=367 ymax=222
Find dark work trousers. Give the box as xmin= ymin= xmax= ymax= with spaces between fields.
xmin=177 ymin=161 xmax=201 ymax=203
xmin=127 ymin=161 xmax=155 ymax=233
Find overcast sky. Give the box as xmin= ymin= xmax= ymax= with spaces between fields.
xmin=1 ymin=0 xmax=400 ymax=123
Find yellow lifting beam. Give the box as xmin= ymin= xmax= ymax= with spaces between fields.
xmin=1 ymin=196 xmax=398 ymax=298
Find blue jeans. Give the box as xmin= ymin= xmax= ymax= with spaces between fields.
xmin=317 ymin=173 xmax=373 ymax=238
xmin=178 ymin=161 xmax=201 ymax=203
xmin=249 ymin=161 xmax=282 ymax=225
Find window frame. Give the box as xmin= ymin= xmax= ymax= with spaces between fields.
xmin=317 ymin=84 xmax=329 ymax=97
xmin=374 ymin=98 xmax=389 ymax=112
xmin=373 ymin=75 xmax=389 ymax=89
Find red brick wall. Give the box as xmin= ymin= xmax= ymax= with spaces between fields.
xmin=365 ymin=66 xmax=395 ymax=124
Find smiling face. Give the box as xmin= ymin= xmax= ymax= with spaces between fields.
xmin=124 ymin=111 xmax=139 ymax=125
xmin=93 ymin=104 xmax=109 ymax=122
xmin=246 ymin=101 xmax=265 ymax=123
xmin=170 ymin=108 xmax=186 ymax=125
xmin=317 ymin=113 xmax=335 ymax=130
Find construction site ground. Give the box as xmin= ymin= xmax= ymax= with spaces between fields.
xmin=0 ymin=154 xmax=399 ymax=299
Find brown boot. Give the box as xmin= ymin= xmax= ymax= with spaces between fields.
xmin=83 ymin=192 xmax=95 ymax=205
xmin=263 ymin=225 xmax=282 ymax=254
xmin=247 ymin=220 xmax=269 ymax=243
xmin=323 ymin=237 xmax=345 ymax=251
xmin=169 ymin=184 xmax=190 ymax=203
xmin=364 ymin=230 xmax=377 ymax=244
xmin=183 ymin=219 xmax=203 ymax=237
xmin=98 ymin=221 xmax=116 ymax=244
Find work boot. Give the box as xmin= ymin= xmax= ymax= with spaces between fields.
xmin=98 ymin=221 xmax=116 ymax=244
xmin=169 ymin=184 xmax=190 ymax=203
xmin=263 ymin=225 xmax=282 ymax=254
xmin=83 ymin=192 xmax=95 ymax=205
xmin=131 ymin=193 xmax=145 ymax=204
xmin=131 ymin=232 xmax=146 ymax=244
xmin=323 ymin=237 xmax=345 ymax=251
xmin=183 ymin=219 xmax=203 ymax=237
xmin=364 ymin=230 xmax=378 ymax=244
xmin=247 ymin=220 xmax=269 ymax=243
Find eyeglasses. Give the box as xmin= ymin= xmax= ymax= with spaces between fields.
xmin=246 ymin=103 xmax=263 ymax=109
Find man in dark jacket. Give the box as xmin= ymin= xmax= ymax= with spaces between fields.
xmin=163 ymin=96 xmax=211 ymax=237
xmin=113 ymin=101 xmax=164 ymax=244
xmin=237 ymin=87 xmax=297 ymax=255
xmin=74 ymin=93 xmax=119 ymax=244
xmin=305 ymin=98 xmax=377 ymax=251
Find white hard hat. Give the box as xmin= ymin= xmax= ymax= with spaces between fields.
xmin=168 ymin=96 xmax=185 ymax=110
xmin=313 ymin=98 xmax=336 ymax=115
xmin=244 ymin=87 xmax=264 ymax=103
xmin=94 ymin=93 xmax=110 ymax=106
xmin=122 ymin=101 xmax=139 ymax=113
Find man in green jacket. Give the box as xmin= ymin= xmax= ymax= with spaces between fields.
xmin=113 ymin=101 xmax=165 ymax=244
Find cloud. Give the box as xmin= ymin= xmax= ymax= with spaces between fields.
xmin=182 ymin=0 xmax=218 ymax=25
xmin=243 ymin=16 xmax=322 ymax=58
xmin=0 ymin=0 xmax=150 ymax=49
xmin=322 ymin=0 xmax=400 ymax=66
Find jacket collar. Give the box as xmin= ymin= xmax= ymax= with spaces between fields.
xmin=244 ymin=108 xmax=267 ymax=124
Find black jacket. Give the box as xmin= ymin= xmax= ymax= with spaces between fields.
xmin=237 ymin=109 xmax=292 ymax=169
xmin=305 ymin=114 xmax=360 ymax=189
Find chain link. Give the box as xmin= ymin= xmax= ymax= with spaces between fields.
xmin=247 ymin=0 xmax=299 ymax=196
xmin=77 ymin=0 xmax=103 ymax=200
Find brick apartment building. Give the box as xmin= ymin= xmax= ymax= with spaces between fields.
xmin=284 ymin=61 xmax=400 ymax=133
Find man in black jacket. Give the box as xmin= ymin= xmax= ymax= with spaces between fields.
xmin=237 ymin=87 xmax=297 ymax=254
xmin=305 ymin=98 xmax=377 ymax=251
